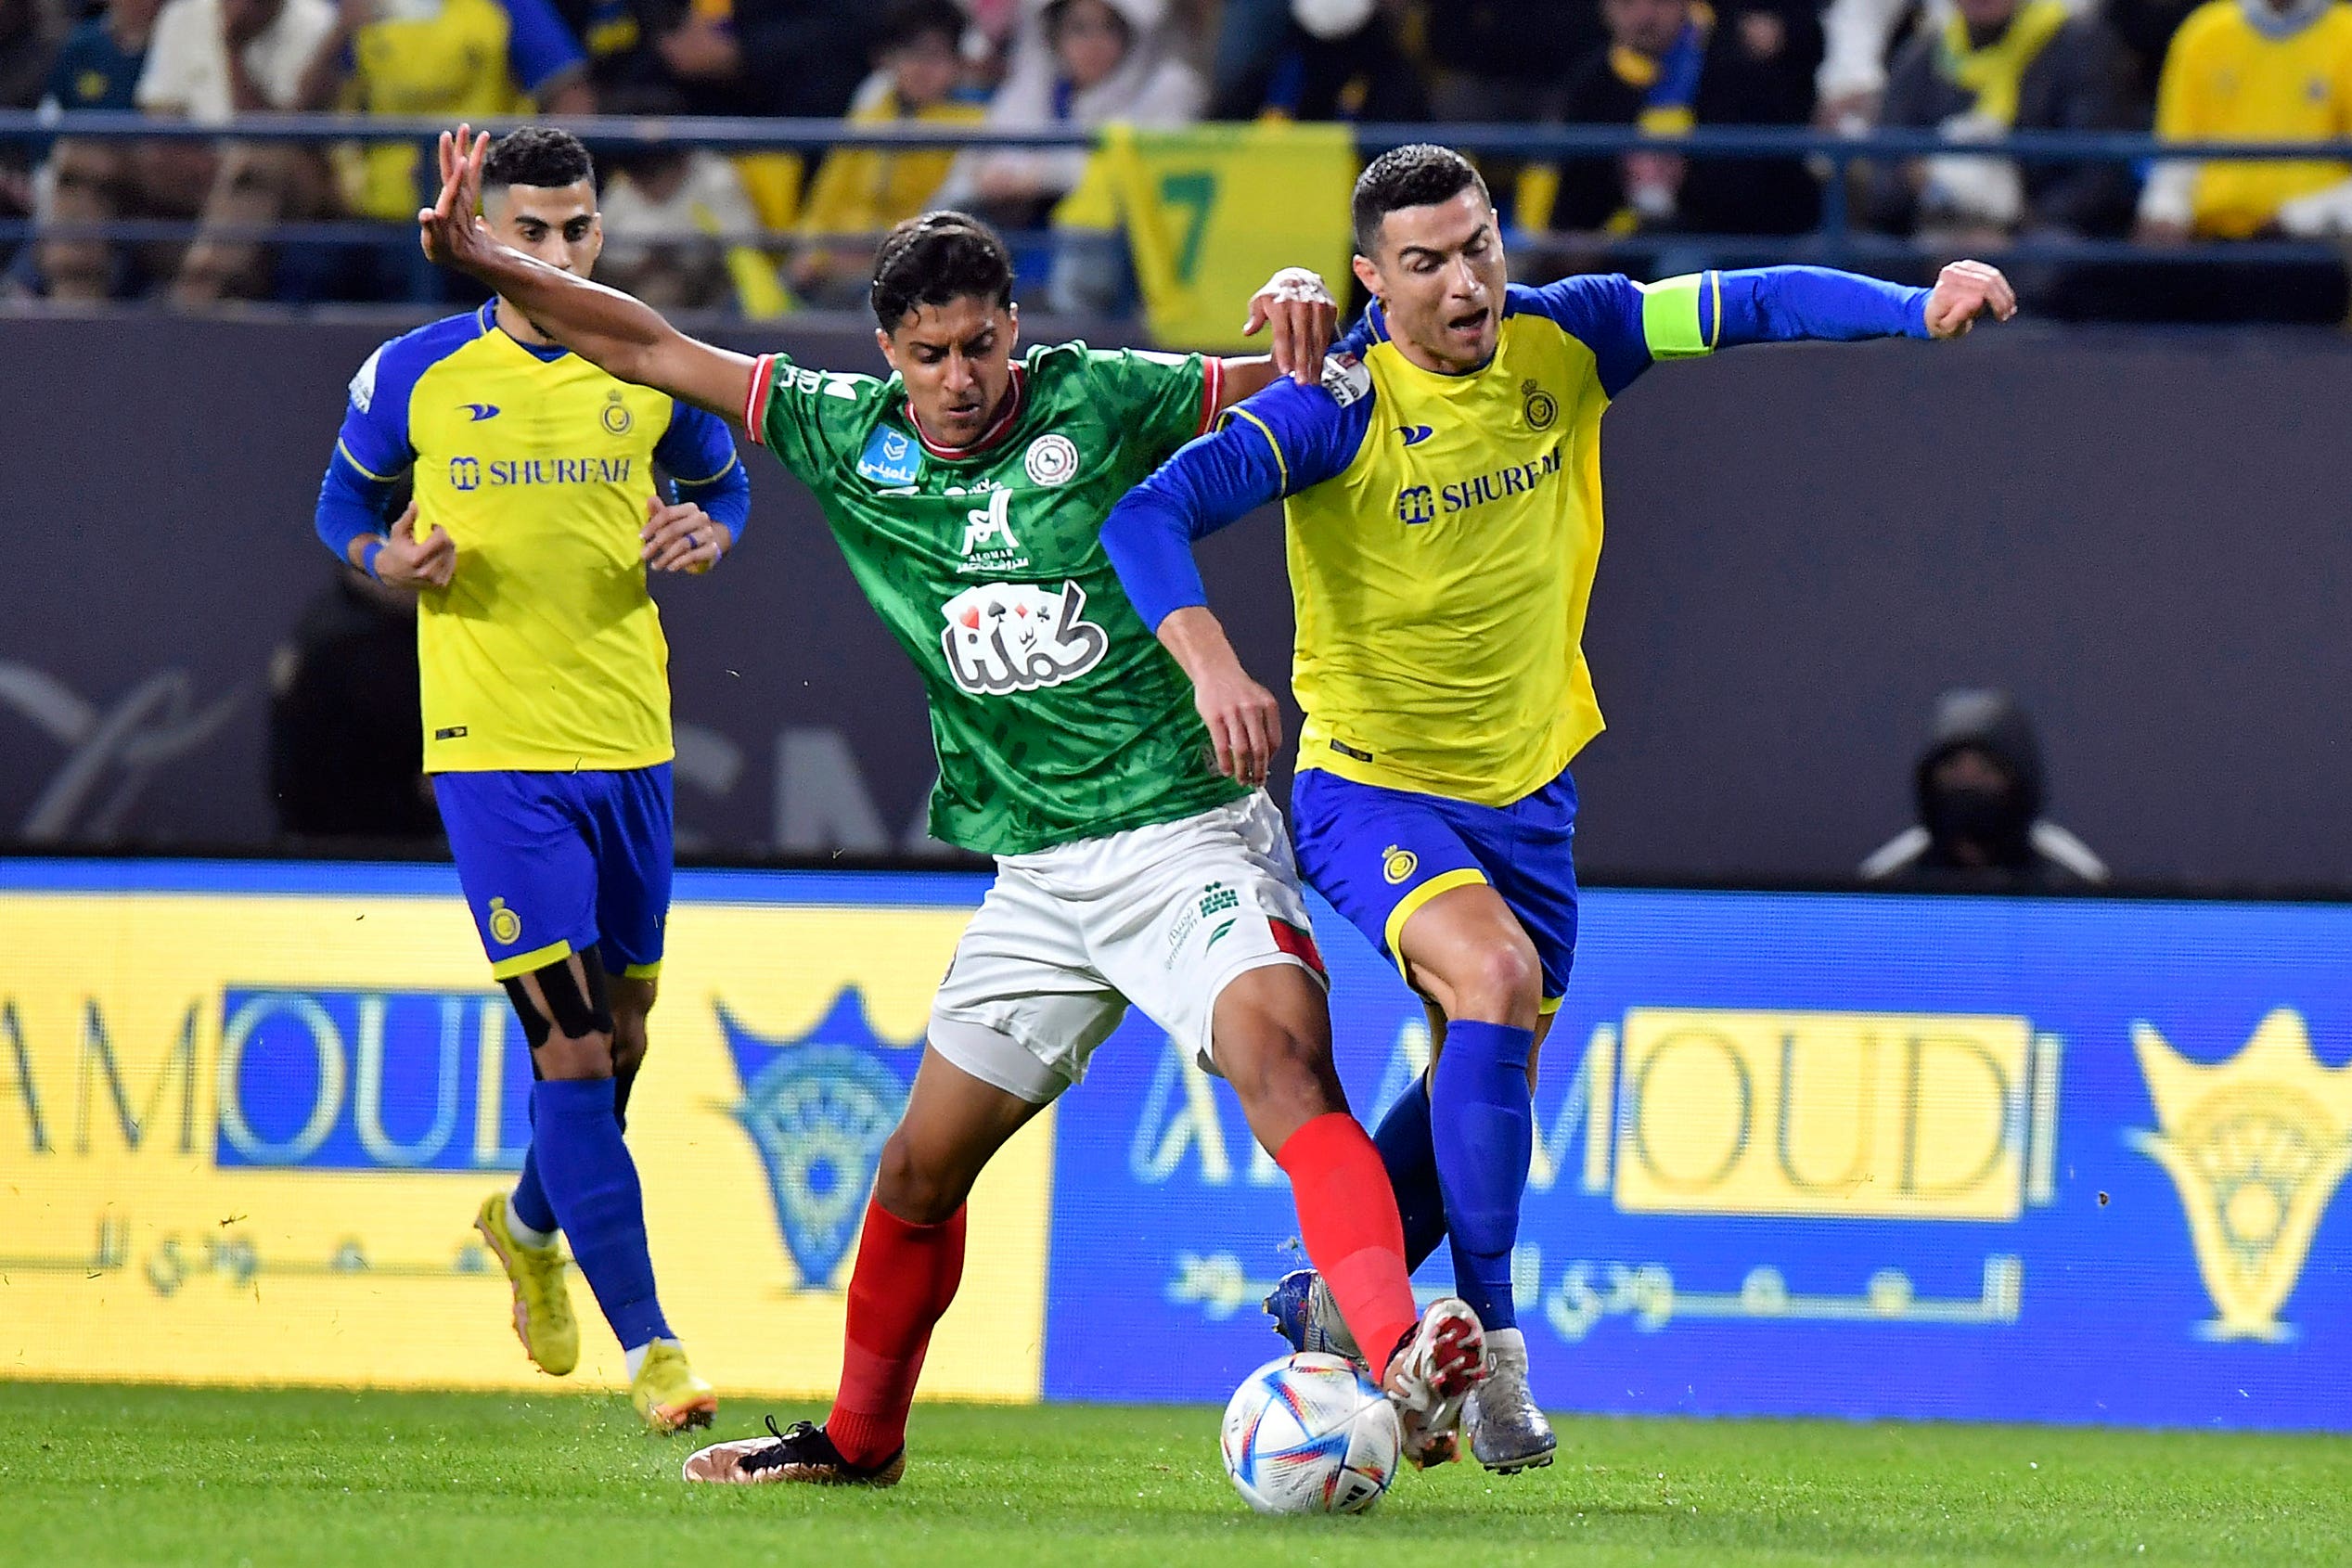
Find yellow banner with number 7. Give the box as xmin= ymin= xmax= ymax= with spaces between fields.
xmin=1067 ymin=122 xmax=1356 ymax=353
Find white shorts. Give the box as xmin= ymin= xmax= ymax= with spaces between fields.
xmin=929 ymin=790 xmax=1328 ymax=1105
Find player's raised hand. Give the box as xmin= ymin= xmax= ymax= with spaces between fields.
xmin=1243 ymin=267 xmax=1338 ymax=385
xmin=1923 ymin=260 xmax=2017 ymax=340
xmin=643 ymin=495 xmax=730 ymax=573
xmin=418 ymin=123 xmax=493 ymax=272
xmin=376 ymin=503 xmax=456 ymax=589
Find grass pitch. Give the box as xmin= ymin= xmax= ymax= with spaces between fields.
xmin=2 ymin=1382 xmax=2346 ymax=1567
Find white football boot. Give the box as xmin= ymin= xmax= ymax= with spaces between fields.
xmin=1462 ymin=1328 xmax=1556 ymax=1473
xmin=1380 ymin=1295 xmax=1485 ymax=1468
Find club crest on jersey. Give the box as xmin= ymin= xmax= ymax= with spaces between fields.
xmin=601 ymin=389 xmax=634 ymax=435
xmin=941 ymin=579 xmax=1109 ymax=696
xmin=718 ymin=992 xmax=918 ymax=1291
xmin=857 ymin=426 xmax=923 ymax=486
xmin=1523 ymin=379 xmax=1558 ymax=431
xmin=1023 ymin=433 xmax=1079 ymax=486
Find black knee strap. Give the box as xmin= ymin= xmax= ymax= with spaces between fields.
xmin=501 ymin=950 xmax=614 ymax=1050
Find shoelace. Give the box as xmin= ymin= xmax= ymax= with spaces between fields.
xmin=738 ymin=1414 xmax=818 ymax=1475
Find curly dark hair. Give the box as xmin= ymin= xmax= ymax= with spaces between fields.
xmin=481 ymin=125 xmax=596 ymax=193
xmin=869 ymin=211 xmax=1015 ymax=330
xmin=1351 ymin=143 xmax=1491 ymax=256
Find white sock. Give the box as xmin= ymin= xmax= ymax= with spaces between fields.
xmin=623 ymin=1337 xmax=680 ymax=1381
xmin=505 ymin=1196 xmax=556 ymax=1250
xmin=1486 ymin=1327 xmax=1527 ymax=1365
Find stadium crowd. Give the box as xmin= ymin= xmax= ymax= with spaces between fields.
xmin=3 ymin=0 xmax=2348 ymax=315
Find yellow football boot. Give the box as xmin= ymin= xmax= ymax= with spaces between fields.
xmin=631 ymin=1341 xmax=718 ymax=1433
xmin=474 ymin=1192 xmax=580 ymax=1377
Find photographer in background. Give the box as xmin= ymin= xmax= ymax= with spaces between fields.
xmin=1861 ymin=688 xmax=2108 ymax=890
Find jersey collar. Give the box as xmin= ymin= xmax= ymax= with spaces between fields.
xmin=482 ymin=298 xmax=571 ymax=362
xmin=1360 ymin=299 xmax=1514 ymax=379
xmin=906 ymin=365 xmax=1026 ymax=459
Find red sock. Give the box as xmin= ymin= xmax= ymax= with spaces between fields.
xmin=826 ymin=1198 xmax=966 ymax=1466
xmin=1275 ymin=1112 xmax=1419 ymax=1380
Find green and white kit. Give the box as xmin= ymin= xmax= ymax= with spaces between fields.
xmin=746 ymin=342 xmax=1325 ymax=1091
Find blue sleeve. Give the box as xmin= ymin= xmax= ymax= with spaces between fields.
xmin=1712 ymin=266 xmax=1932 ymax=348
xmin=1514 ymin=270 xmax=1932 ymax=399
xmin=1512 ymin=277 xmax=1653 ymax=399
xmin=315 ymin=339 xmax=418 ymax=564
xmin=498 ymin=0 xmax=588 ymax=94
xmin=315 ymin=448 xmax=402 ymax=563
xmin=1100 ymin=367 xmax=1374 ymax=633
xmin=655 ymin=402 xmax=752 ymax=542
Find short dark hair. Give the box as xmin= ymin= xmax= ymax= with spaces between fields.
xmin=882 ymin=0 xmax=966 ymax=51
xmin=1351 ymin=143 xmax=1490 ymax=255
xmin=869 ymin=211 xmax=1015 ymax=329
xmin=482 ymin=125 xmax=596 ymax=193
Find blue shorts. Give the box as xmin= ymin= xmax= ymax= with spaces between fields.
xmin=1290 ymin=764 xmax=1579 ymax=1012
xmin=432 ymin=765 xmax=674 ymax=982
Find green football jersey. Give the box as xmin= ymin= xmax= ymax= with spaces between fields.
xmin=747 ymin=341 xmax=1245 ymax=855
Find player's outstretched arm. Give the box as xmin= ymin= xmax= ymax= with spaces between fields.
xmin=419 ymin=125 xmax=756 ymax=424
xmin=1663 ymin=261 xmax=2014 ymax=353
xmin=1102 ymin=396 xmax=1330 ymax=788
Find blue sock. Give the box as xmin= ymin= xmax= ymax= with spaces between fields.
xmin=532 ymin=1078 xmax=672 ymax=1349
xmin=1430 ymin=1021 xmax=1534 ymax=1332
xmin=1371 ymin=1077 xmax=1448 ymax=1271
xmin=511 ymin=1144 xmax=559 ymax=1239
xmin=509 ymin=1089 xmax=560 ymax=1238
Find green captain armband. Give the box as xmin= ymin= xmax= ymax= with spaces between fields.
xmin=1640 ymin=272 xmax=1721 ymax=359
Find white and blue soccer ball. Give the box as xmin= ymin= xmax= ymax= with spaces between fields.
xmin=1219 ymin=1352 xmax=1400 ymax=1515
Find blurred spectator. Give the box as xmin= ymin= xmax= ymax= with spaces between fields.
xmin=645 ymin=0 xmax=878 ymax=119
xmin=544 ymin=0 xmax=665 ymax=93
xmin=1423 ymin=0 xmax=1603 ymax=124
xmin=1859 ymin=688 xmax=2108 ymax=891
xmin=2139 ymin=0 xmax=2352 ymax=241
xmin=1864 ymin=0 xmax=2137 ymax=246
xmin=268 ymin=562 xmax=439 ymax=842
xmin=1555 ymin=0 xmax=1820 ymax=240
xmin=2102 ymin=0 xmax=2204 ymax=106
xmin=790 ymin=0 xmax=985 ymax=303
xmin=1209 ymin=0 xmax=1428 ymax=122
xmin=0 ymin=0 xmax=54 ymax=236
xmin=132 ymin=0 xmax=340 ymax=303
xmin=937 ymin=0 xmax=1205 ymax=222
xmin=1815 ymin=0 xmax=2097 ymax=131
xmin=2133 ymin=0 xmax=2352 ymax=322
xmin=311 ymin=0 xmax=592 ymax=228
xmin=598 ymin=127 xmax=765 ymax=310
xmin=18 ymin=0 xmax=157 ymax=299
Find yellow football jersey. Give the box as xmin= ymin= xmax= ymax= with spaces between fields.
xmin=2155 ymin=0 xmax=2352 ymax=238
xmin=332 ymin=302 xmax=744 ymax=773
xmin=1109 ymin=269 xmax=1934 ymax=808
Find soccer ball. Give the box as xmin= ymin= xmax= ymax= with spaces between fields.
xmin=1219 ymin=1352 xmax=1400 ymax=1515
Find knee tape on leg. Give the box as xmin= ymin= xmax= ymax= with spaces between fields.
xmin=501 ymin=952 xmax=615 ymax=1049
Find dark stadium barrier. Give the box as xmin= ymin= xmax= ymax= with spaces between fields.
xmin=3 ymin=857 xmax=2347 ymax=1427
xmin=4 ymin=314 xmax=2351 ymax=887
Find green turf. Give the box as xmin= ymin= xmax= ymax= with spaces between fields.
xmin=2 ymin=1382 xmax=2346 ymax=1567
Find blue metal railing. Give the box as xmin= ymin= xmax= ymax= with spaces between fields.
xmin=3 ymin=111 xmax=2346 ymax=301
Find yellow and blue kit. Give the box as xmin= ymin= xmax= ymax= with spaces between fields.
xmin=314 ymin=301 xmax=750 ymax=979
xmin=1101 ymin=266 xmax=1931 ymax=998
